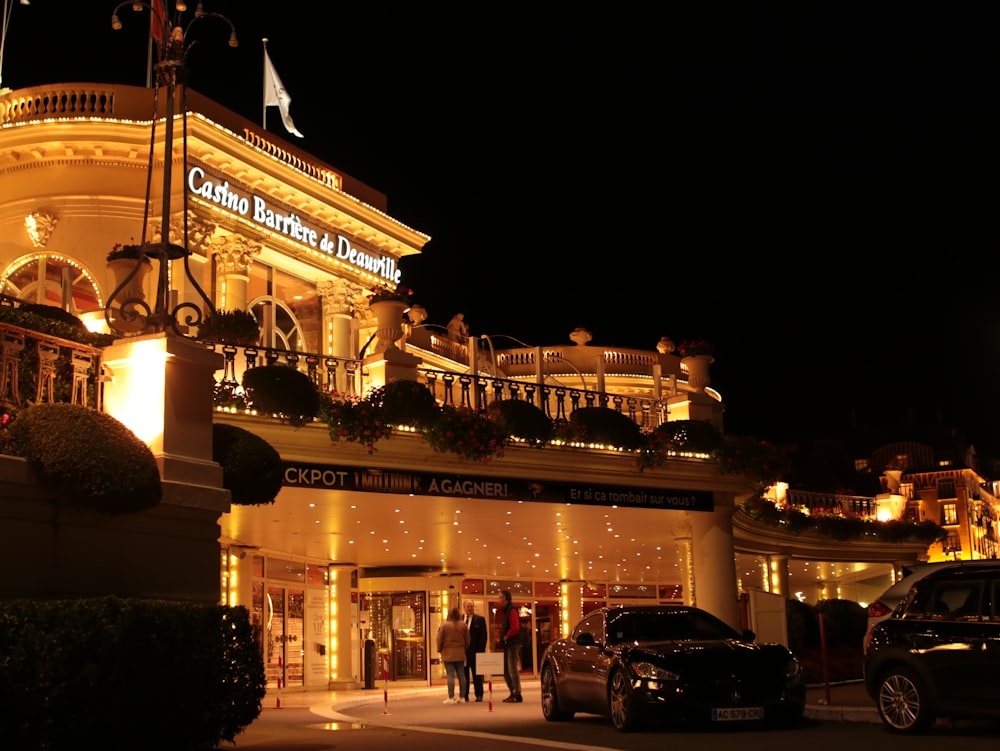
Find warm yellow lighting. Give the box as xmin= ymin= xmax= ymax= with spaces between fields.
xmin=103 ymin=338 xmax=172 ymax=447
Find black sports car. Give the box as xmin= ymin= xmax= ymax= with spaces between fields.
xmin=539 ymin=604 xmax=806 ymax=732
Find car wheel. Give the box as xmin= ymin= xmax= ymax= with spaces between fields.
xmin=540 ymin=665 xmax=573 ymax=721
xmin=609 ymin=669 xmax=638 ymax=732
xmin=876 ymin=667 xmax=934 ymax=733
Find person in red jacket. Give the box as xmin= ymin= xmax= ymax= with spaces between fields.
xmin=494 ymin=589 xmax=522 ymax=702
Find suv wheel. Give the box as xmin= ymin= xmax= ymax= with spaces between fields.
xmin=875 ymin=667 xmax=934 ymax=733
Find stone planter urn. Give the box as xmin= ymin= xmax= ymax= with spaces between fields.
xmin=884 ymin=469 xmax=904 ymax=494
xmin=369 ymin=299 xmax=408 ymax=352
xmin=681 ymin=355 xmax=713 ymax=393
xmin=107 ymin=257 xmax=151 ymax=303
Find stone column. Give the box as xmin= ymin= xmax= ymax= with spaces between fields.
xmin=318 ymin=280 xmax=357 ymax=394
xmin=559 ymin=581 xmax=584 ymax=641
xmin=767 ymin=553 xmax=791 ymax=597
xmin=210 ymin=235 xmax=261 ymax=311
xmin=686 ymin=502 xmax=741 ymax=630
xmin=328 ymin=564 xmax=357 ymax=688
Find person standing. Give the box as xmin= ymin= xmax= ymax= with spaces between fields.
xmin=494 ymin=589 xmax=522 ymax=703
xmin=462 ymin=600 xmax=488 ymax=702
xmin=436 ymin=606 xmax=469 ymax=704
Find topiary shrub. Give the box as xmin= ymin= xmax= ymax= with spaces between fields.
xmin=199 ymin=309 xmax=260 ymax=346
xmin=242 ymin=365 xmax=320 ymax=427
xmin=367 ymin=378 xmax=440 ymax=429
xmin=212 ymin=423 xmax=282 ymax=505
xmin=486 ymin=399 xmax=552 ymax=447
xmin=18 ymin=303 xmax=88 ymax=332
xmin=814 ymin=598 xmax=868 ymax=648
xmin=564 ymin=406 xmax=643 ymax=450
xmin=4 ymin=403 xmax=161 ymax=513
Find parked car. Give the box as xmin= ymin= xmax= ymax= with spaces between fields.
xmin=864 ymin=563 xmax=1000 ymax=733
xmin=864 ymin=559 xmax=1000 ymax=652
xmin=538 ymin=605 xmax=806 ymax=732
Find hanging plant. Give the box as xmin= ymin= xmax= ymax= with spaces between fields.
xmin=322 ymin=393 xmax=393 ymax=453
xmin=421 ymin=405 xmax=507 ymax=462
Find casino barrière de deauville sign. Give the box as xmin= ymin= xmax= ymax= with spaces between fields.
xmin=282 ymin=463 xmax=714 ymax=512
xmin=187 ymin=165 xmax=402 ymax=285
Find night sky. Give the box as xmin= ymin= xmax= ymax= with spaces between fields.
xmin=4 ymin=3 xmax=997 ymax=451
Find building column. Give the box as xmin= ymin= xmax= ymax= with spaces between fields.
xmin=559 ymin=581 xmax=584 ymax=640
xmin=328 ymin=564 xmax=356 ymax=688
xmin=686 ymin=502 xmax=741 ymax=630
xmin=210 ymin=235 xmax=261 ymax=311
xmin=318 ymin=280 xmax=358 ymax=394
xmin=768 ymin=554 xmax=791 ymax=597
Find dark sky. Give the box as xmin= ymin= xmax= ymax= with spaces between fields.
xmin=4 ymin=3 xmax=998 ymax=450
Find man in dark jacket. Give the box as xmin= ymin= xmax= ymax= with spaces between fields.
xmin=494 ymin=589 xmax=522 ymax=702
xmin=462 ymin=600 xmax=488 ymax=701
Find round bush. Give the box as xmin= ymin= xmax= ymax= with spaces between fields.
xmin=5 ymin=403 xmax=161 ymax=513
xmin=242 ymin=365 xmax=320 ymax=427
xmin=212 ymin=423 xmax=282 ymax=505
xmin=567 ymin=406 xmax=643 ymax=450
xmin=367 ymin=379 xmax=440 ymax=429
xmin=486 ymin=399 xmax=552 ymax=446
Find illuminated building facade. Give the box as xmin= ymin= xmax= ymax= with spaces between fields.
xmin=1 ymin=80 xmax=994 ymax=693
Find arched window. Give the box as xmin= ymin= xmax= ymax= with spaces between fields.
xmin=1 ymin=253 xmax=102 ymax=316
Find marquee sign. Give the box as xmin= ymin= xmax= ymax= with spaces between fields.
xmin=282 ymin=463 xmax=714 ymax=512
xmin=187 ymin=165 xmax=402 ymax=285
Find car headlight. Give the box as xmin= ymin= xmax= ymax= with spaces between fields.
xmin=631 ymin=661 xmax=680 ymax=681
xmin=785 ymin=658 xmax=802 ymax=679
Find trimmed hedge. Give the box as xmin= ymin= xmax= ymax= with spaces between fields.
xmin=0 ymin=596 xmax=265 ymax=751
xmin=3 ymin=403 xmax=161 ymax=513
xmin=242 ymin=365 xmax=320 ymax=428
xmin=212 ymin=423 xmax=283 ymax=505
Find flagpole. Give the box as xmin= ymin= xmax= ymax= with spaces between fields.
xmin=261 ymin=38 xmax=268 ymax=131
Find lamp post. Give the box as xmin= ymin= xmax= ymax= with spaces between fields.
xmin=107 ymin=1 xmax=237 ymax=335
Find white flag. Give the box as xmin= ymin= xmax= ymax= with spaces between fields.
xmin=263 ymin=47 xmax=304 ymax=138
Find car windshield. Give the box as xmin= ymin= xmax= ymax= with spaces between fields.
xmin=606 ymin=609 xmax=739 ymax=644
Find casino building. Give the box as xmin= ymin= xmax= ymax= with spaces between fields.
xmin=0 ymin=78 xmax=976 ymax=694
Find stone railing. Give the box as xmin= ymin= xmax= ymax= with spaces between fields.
xmin=784 ymin=489 xmax=878 ymax=521
xmin=205 ymin=340 xmax=666 ymax=429
xmin=0 ymin=322 xmax=105 ymax=411
xmin=417 ymin=367 xmax=665 ymax=429
xmin=0 ymin=84 xmax=119 ymax=125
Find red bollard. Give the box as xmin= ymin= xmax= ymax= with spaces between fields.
xmin=382 ymin=658 xmax=390 ymax=715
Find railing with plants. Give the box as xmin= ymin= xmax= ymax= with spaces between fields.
xmin=417 ymin=366 xmax=666 ymax=429
xmin=784 ymin=489 xmax=878 ymax=520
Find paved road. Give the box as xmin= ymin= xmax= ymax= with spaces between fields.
xmin=217 ymin=680 xmax=882 ymax=750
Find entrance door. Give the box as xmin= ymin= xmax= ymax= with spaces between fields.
xmin=360 ymin=591 xmax=427 ymax=681
xmin=265 ymin=586 xmax=305 ymax=689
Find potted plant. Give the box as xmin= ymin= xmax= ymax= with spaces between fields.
xmin=106 ymin=242 xmax=149 ymax=264
xmin=200 ymin=309 xmax=260 ymax=346
xmin=366 ymin=285 xmax=415 ymax=352
xmin=676 ymin=339 xmax=715 ymax=359
xmin=366 ymin=284 xmax=414 ymax=305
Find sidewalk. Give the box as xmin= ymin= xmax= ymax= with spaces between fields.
xmin=265 ymin=678 xmax=879 ymax=724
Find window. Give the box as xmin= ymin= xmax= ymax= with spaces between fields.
xmin=2 ymin=253 xmax=102 ymax=316
xmin=942 ymin=503 xmax=958 ymax=525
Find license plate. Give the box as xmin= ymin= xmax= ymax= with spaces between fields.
xmin=711 ymin=707 xmax=763 ymax=721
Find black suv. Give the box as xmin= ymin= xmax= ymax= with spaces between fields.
xmin=864 ymin=563 xmax=1000 ymax=733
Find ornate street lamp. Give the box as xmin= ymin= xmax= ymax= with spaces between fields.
xmin=105 ymin=1 xmax=238 ymax=336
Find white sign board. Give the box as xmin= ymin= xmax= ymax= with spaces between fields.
xmin=476 ymin=651 xmax=504 ymax=676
